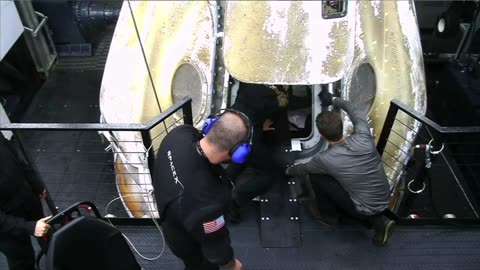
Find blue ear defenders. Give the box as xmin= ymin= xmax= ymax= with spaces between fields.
xmin=202 ymin=109 xmax=253 ymax=164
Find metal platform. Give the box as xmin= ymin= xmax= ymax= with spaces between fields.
xmin=54 ymin=31 xmax=113 ymax=71
xmin=119 ymin=211 xmax=480 ymax=270
xmin=13 ymin=69 xmax=127 ymax=218
xmin=2 ymin=48 xmax=480 ymax=270
xmin=2 ymin=207 xmax=480 ymax=270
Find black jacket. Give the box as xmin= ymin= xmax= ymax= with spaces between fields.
xmin=152 ymin=125 xmax=234 ymax=266
xmin=231 ymin=83 xmax=279 ymax=129
xmin=228 ymin=83 xmax=285 ymax=175
xmin=0 ymin=134 xmax=44 ymax=237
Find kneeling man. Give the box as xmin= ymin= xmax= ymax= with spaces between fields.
xmin=286 ymin=91 xmax=394 ymax=246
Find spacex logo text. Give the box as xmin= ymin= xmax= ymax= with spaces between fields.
xmin=167 ymin=150 xmax=181 ymax=185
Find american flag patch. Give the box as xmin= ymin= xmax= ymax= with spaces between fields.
xmin=203 ymin=215 xmax=225 ymax=234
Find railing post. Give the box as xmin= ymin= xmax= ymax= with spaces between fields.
xmin=182 ymin=98 xmax=194 ymax=125
xmin=377 ymin=101 xmax=399 ymax=156
xmin=141 ymin=130 xmax=155 ymax=173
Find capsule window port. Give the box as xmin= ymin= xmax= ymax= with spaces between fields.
xmin=322 ymin=0 xmax=348 ymax=19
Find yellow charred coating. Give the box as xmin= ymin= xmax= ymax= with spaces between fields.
xmin=323 ymin=20 xmax=349 ymax=77
xmin=224 ymin=1 xmax=352 ymax=84
xmin=356 ymin=0 xmax=426 ymax=185
xmin=104 ymin=1 xmax=214 ymax=126
xmin=103 ymin=1 xmax=426 ymax=215
xmin=115 ymin=158 xmax=145 ymax=218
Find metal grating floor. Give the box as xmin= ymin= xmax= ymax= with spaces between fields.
xmin=118 ymin=212 xmax=480 ymax=270
xmin=13 ymin=69 xmax=127 ymax=218
xmin=55 ymin=31 xmax=113 ymax=71
xmin=2 ymin=205 xmax=480 ymax=270
xmin=2 ymin=54 xmax=480 ymax=270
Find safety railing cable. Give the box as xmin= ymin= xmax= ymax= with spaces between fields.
xmin=0 ymin=97 xmax=193 ymax=218
xmin=377 ymin=99 xmax=480 ymax=224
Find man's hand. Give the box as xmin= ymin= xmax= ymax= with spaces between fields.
xmin=39 ymin=189 xmax=47 ymax=200
xmin=318 ymin=91 xmax=333 ymax=107
xmin=34 ymin=216 xmax=52 ymax=237
xmin=232 ymin=259 xmax=242 ymax=270
xmin=263 ymin=119 xmax=275 ymax=132
xmin=220 ymin=259 xmax=242 ymax=270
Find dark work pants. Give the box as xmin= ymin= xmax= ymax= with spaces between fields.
xmin=231 ymin=166 xmax=275 ymax=207
xmin=309 ymin=174 xmax=384 ymax=229
xmin=0 ymin=233 xmax=36 ymax=270
xmin=0 ymin=192 xmax=44 ymax=270
xmin=162 ymin=208 xmax=218 ymax=270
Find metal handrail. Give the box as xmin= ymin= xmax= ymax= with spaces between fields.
xmin=377 ymin=99 xmax=480 ymax=156
xmin=0 ymin=97 xmax=193 ymax=131
xmin=377 ymin=99 xmax=480 ymax=224
xmin=0 ymin=97 xmax=193 ymax=216
xmin=392 ymin=99 xmax=480 ymax=134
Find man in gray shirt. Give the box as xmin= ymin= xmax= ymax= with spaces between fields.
xmin=286 ymin=91 xmax=394 ymax=246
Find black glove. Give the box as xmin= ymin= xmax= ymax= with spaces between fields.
xmin=318 ymin=91 xmax=333 ymax=107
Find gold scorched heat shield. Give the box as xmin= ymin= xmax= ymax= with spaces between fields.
xmin=100 ymin=1 xmax=426 ymax=217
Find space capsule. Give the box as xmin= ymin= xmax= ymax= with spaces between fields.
xmin=99 ymin=1 xmax=426 ymax=217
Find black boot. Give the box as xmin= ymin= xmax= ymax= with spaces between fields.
xmin=305 ymin=199 xmax=338 ymax=227
xmin=370 ymin=215 xmax=395 ymax=246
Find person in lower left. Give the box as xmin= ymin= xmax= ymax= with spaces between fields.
xmin=0 ymin=134 xmax=51 ymax=270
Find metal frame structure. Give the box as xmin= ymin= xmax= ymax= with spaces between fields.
xmin=0 ymin=97 xmax=193 ymax=220
xmin=378 ymin=99 xmax=480 ymax=225
xmin=2 ymin=96 xmax=480 ymax=226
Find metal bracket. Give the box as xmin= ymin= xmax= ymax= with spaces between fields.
xmin=407 ymin=179 xmax=426 ymax=194
xmin=415 ymin=139 xmax=444 ymax=168
xmin=23 ymin=11 xmax=48 ymax=37
xmin=427 ymin=139 xmax=445 ymax=155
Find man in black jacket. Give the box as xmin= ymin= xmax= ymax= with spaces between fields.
xmin=225 ymin=83 xmax=288 ymax=222
xmin=0 ymin=134 xmax=51 ymax=270
xmin=152 ymin=111 xmax=248 ymax=270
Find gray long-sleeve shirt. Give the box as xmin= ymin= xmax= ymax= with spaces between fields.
xmin=287 ymin=98 xmax=391 ymax=215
